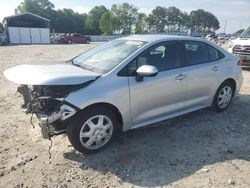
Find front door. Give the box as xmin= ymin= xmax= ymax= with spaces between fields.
xmin=128 ymin=41 xmax=188 ymax=125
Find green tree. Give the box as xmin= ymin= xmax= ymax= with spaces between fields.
xmin=179 ymin=12 xmax=191 ymax=32
xmin=135 ymin=13 xmax=147 ymax=33
xmin=15 ymin=0 xmax=56 ymax=30
xmin=110 ymin=4 xmax=123 ymax=34
xmin=190 ymin=9 xmax=219 ymax=32
xmin=53 ymin=9 xmax=87 ymax=33
xmin=111 ymin=3 xmax=138 ymax=34
xmin=166 ymin=7 xmax=182 ymax=31
xmin=148 ymin=6 xmax=167 ymax=32
xmin=85 ymin=5 xmax=108 ymax=35
xmin=99 ymin=11 xmax=114 ymax=34
xmin=146 ymin=14 xmax=156 ymax=32
xmin=15 ymin=0 xmax=56 ymax=19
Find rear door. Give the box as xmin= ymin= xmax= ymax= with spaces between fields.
xmin=182 ymin=41 xmax=224 ymax=107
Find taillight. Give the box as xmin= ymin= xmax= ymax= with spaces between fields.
xmin=237 ymin=60 xmax=243 ymax=66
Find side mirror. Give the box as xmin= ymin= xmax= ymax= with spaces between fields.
xmin=136 ymin=65 xmax=158 ymax=77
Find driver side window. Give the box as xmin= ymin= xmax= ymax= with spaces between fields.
xmin=128 ymin=41 xmax=183 ymax=75
xmin=136 ymin=41 xmax=182 ymax=72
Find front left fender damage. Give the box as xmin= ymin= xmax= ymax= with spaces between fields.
xmin=17 ymin=84 xmax=84 ymax=139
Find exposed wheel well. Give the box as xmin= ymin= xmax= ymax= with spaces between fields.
xmin=81 ymin=103 xmax=123 ymax=131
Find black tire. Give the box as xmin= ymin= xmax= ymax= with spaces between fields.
xmin=212 ymin=81 xmax=234 ymax=112
xmin=86 ymin=40 xmax=90 ymax=44
xmin=67 ymin=106 xmax=119 ymax=154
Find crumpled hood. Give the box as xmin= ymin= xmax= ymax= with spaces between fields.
xmin=4 ymin=63 xmax=100 ymax=85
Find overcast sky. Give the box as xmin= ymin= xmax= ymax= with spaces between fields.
xmin=1 ymin=0 xmax=249 ymax=33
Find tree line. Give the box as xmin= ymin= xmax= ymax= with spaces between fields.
xmin=14 ymin=0 xmax=220 ymax=35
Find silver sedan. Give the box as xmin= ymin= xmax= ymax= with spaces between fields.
xmin=4 ymin=35 xmax=243 ymax=154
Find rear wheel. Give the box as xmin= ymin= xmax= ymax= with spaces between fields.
xmin=212 ymin=81 xmax=234 ymax=112
xmin=67 ymin=107 xmax=119 ymax=154
xmin=68 ymin=39 xmax=72 ymax=44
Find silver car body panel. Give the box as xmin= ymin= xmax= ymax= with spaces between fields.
xmin=65 ymin=35 xmax=243 ymax=131
xmin=128 ymin=68 xmax=188 ymax=124
xmin=4 ymin=35 xmax=243 ymax=132
xmin=4 ymin=63 xmax=100 ymax=85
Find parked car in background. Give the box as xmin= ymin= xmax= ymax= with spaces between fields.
xmin=54 ymin=33 xmax=66 ymax=44
xmin=217 ymin=34 xmax=230 ymax=41
xmin=4 ymin=35 xmax=243 ymax=154
xmin=225 ymin=26 xmax=250 ymax=65
xmin=60 ymin=33 xmax=91 ymax=44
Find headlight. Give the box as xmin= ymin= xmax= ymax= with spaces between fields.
xmin=222 ymin=40 xmax=234 ymax=51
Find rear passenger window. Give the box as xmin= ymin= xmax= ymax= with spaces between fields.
xmin=184 ymin=42 xmax=209 ymax=66
xmin=208 ymin=46 xmax=219 ymax=61
xmin=208 ymin=45 xmax=225 ymax=61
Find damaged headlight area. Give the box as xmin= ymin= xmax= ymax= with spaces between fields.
xmin=17 ymin=84 xmax=83 ymax=139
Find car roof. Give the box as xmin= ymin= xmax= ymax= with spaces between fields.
xmin=119 ymin=34 xmax=228 ymax=54
xmin=121 ymin=34 xmax=203 ymax=43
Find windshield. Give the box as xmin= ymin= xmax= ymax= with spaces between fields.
xmin=241 ymin=27 xmax=250 ymax=38
xmin=72 ymin=39 xmax=146 ymax=73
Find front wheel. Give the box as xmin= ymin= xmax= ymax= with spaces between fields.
xmin=212 ymin=81 xmax=234 ymax=112
xmin=67 ymin=107 xmax=119 ymax=154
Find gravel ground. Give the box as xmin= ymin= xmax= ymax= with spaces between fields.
xmin=0 ymin=44 xmax=250 ymax=188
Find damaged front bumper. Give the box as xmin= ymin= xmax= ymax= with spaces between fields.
xmin=18 ymin=85 xmax=79 ymax=139
xmin=39 ymin=104 xmax=77 ymax=139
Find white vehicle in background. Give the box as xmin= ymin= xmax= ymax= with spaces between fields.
xmin=226 ymin=27 xmax=250 ymax=65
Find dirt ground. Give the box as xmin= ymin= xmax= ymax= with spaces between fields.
xmin=0 ymin=44 xmax=250 ymax=188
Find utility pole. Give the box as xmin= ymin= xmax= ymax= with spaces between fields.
xmin=223 ymin=20 xmax=227 ymax=34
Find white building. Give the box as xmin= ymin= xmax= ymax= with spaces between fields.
xmin=3 ymin=12 xmax=50 ymax=44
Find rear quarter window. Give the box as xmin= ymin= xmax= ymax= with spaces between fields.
xmin=208 ymin=45 xmax=225 ymax=62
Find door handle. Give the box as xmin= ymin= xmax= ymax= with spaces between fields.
xmin=212 ymin=66 xmax=219 ymax=71
xmin=176 ymin=74 xmax=187 ymax=81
